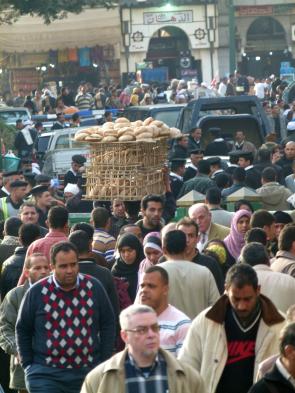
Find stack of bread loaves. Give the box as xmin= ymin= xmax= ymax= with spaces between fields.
xmin=74 ymin=117 xmax=181 ymax=143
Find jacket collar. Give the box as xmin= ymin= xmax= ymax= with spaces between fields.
xmin=205 ymin=293 xmax=284 ymax=326
xmin=102 ymin=348 xmax=185 ymax=374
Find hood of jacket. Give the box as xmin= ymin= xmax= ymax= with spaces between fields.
xmin=256 ymin=182 xmax=291 ymax=206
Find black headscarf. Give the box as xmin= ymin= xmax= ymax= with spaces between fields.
xmin=111 ymin=233 xmax=144 ymax=302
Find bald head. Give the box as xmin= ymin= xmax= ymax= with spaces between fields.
xmin=285 ymin=141 xmax=295 ymax=160
xmin=188 ymin=203 xmax=211 ymax=233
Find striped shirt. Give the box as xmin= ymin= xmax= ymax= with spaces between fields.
xmin=125 ymin=353 xmax=168 ymax=393
xmin=158 ymin=304 xmax=191 ymax=356
xmin=92 ymin=229 xmax=116 ymax=264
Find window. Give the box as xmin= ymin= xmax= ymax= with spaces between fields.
xmin=55 ymin=135 xmax=70 ymax=149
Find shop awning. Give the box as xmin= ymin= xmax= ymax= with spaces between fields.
xmin=0 ymin=8 xmax=121 ymax=53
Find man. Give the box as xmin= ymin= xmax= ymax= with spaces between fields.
xmin=235 ymin=70 xmax=250 ymax=95
xmin=64 ymin=154 xmax=86 ymax=188
xmin=160 ymin=230 xmax=219 ymax=319
xmin=256 ymin=167 xmax=292 ymax=211
xmin=187 ymin=128 xmax=203 ymax=152
xmin=68 ymin=229 xmax=119 ymax=319
xmin=179 ymin=264 xmax=285 ymax=393
xmin=218 ymin=77 xmax=228 ymax=96
xmin=169 ymin=158 xmax=185 ymax=200
xmin=19 ymin=202 xmax=48 ymax=237
xmin=188 ymin=203 xmax=230 ymax=252
xmin=30 ymin=185 xmax=52 ymax=228
xmin=138 ymin=266 xmax=191 ymax=356
xmin=16 ymin=241 xmax=115 ymax=393
xmin=75 ymin=84 xmax=94 ymax=110
xmin=205 ymin=187 xmax=233 ymax=227
xmin=13 ymin=89 xmax=25 ymax=107
xmin=249 ymin=323 xmax=295 ymax=393
xmin=273 ymin=211 xmax=293 ymax=240
xmin=240 ymin=242 xmax=295 ymax=313
xmin=204 ymin=127 xmax=229 ymax=156
xmin=250 ymin=209 xmax=277 ymax=245
xmin=0 ymin=170 xmax=23 ymax=198
xmin=91 ymin=207 xmax=116 ymax=264
xmin=276 ymin=141 xmax=295 ymax=178
xmin=272 ymin=224 xmax=295 ymax=277
xmin=0 ymin=254 xmax=50 ymax=393
xmin=236 ymin=151 xmax=262 ymax=189
xmin=176 ymin=217 xmax=224 ymax=293
xmin=183 ymin=149 xmax=204 ymax=182
xmin=179 ymin=159 xmax=215 ymax=197
xmin=0 ymin=218 xmax=22 ymax=270
xmin=136 ymin=194 xmax=165 ymax=238
xmin=222 ymin=167 xmax=246 ymax=198
xmin=0 ymin=180 xmax=28 ymax=221
xmin=1 ymin=223 xmax=41 ymax=300
xmin=81 ymin=304 xmax=206 ymax=393
xmin=231 ymin=130 xmax=257 ymax=156
xmin=14 ymin=120 xmax=37 ymax=158
xmin=109 ymin=198 xmax=129 ymax=239
xmin=51 ymin=112 xmax=67 ymax=131
xmin=207 ymin=156 xmax=225 ymax=180
xmin=26 ymin=206 xmax=69 ymax=262
xmin=169 ymin=134 xmax=189 ymax=159
xmin=254 ymin=148 xmax=284 ymax=184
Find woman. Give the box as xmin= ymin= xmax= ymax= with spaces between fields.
xmin=111 ymin=233 xmax=144 ymax=302
xmin=224 ymin=209 xmax=252 ymax=261
xmin=138 ymin=232 xmax=162 ymax=284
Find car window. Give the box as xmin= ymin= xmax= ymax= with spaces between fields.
xmin=199 ymin=108 xmax=236 ymax=117
xmin=37 ymin=136 xmax=51 ymax=152
xmin=182 ymin=108 xmax=193 ymax=131
xmin=0 ymin=110 xmax=30 ymax=123
xmin=55 ymin=134 xmax=70 ymax=149
xmin=153 ymin=110 xmax=181 ymax=127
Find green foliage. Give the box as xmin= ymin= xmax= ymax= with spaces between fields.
xmin=0 ymin=0 xmax=115 ymax=24
xmin=0 ymin=120 xmax=16 ymax=152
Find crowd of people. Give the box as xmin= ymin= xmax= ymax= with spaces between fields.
xmin=0 ymin=71 xmax=295 ymax=393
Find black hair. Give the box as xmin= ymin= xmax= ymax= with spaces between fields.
xmin=279 ymin=323 xmax=295 ymax=356
xmin=91 ymin=207 xmax=110 ymax=228
xmin=262 ymin=167 xmax=277 ymax=182
xmin=215 ymin=173 xmax=231 ymax=189
xmin=250 ymin=209 xmax=275 ymax=229
xmin=69 ymin=230 xmax=90 ymax=254
xmin=257 ymin=148 xmax=271 ymax=162
xmin=233 ymin=167 xmax=246 ymax=183
xmin=197 ymin=159 xmax=210 ymax=175
xmin=163 ymin=230 xmax=186 ymax=255
xmin=48 ymin=206 xmax=69 ymax=229
xmin=19 ymin=224 xmax=41 ymax=247
xmin=4 ymin=217 xmax=22 ymax=237
xmin=70 ymin=223 xmax=94 ymax=240
xmin=245 ymin=228 xmax=267 ymax=246
xmin=240 ymin=242 xmax=269 ymax=267
xmin=206 ymin=187 xmax=221 ymax=205
xmin=145 ymin=265 xmax=169 ymax=285
xmin=234 ymin=199 xmax=254 ymax=213
xmin=171 ymin=161 xmax=185 ymax=172
xmin=225 ymin=264 xmax=258 ymax=290
xmin=278 ymin=224 xmax=295 ymax=252
xmin=50 ymin=241 xmax=78 ymax=265
xmin=141 ymin=194 xmax=164 ymax=210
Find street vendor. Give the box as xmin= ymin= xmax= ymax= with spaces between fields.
xmin=64 ymin=154 xmax=86 ymax=188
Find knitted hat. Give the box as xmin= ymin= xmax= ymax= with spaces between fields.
xmin=206 ymin=244 xmax=227 ymax=265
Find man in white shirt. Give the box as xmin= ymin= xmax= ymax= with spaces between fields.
xmin=254 ymin=78 xmax=266 ymax=100
xmin=218 ymin=77 xmax=228 ymax=97
xmin=138 ymin=265 xmax=191 ymax=356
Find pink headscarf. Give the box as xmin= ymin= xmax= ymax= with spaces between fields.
xmin=224 ymin=209 xmax=252 ymax=260
xmin=138 ymin=232 xmax=162 ymax=284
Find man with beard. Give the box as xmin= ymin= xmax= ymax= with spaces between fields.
xmin=136 ymin=195 xmax=165 ymax=238
xmin=179 ymin=264 xmax=285 ymax=393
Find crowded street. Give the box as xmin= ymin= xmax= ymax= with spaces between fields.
xmin=1 ymin=1 xmax=295 ymax=393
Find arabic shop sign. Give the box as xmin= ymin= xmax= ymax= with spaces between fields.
xmin=143 ymin=11 xmax=193 ymax=25
xmin=236 ymin=5 xmax=295 ymax=17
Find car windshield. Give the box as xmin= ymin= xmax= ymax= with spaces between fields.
xmin=153 ymin=110 xmax=181 ymax=127
xmin=0 ymin=110 xmax=30 ymax=123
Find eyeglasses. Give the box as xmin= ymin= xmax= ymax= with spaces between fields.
xmin=125 ymin=323 xmax=160 ymax=335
